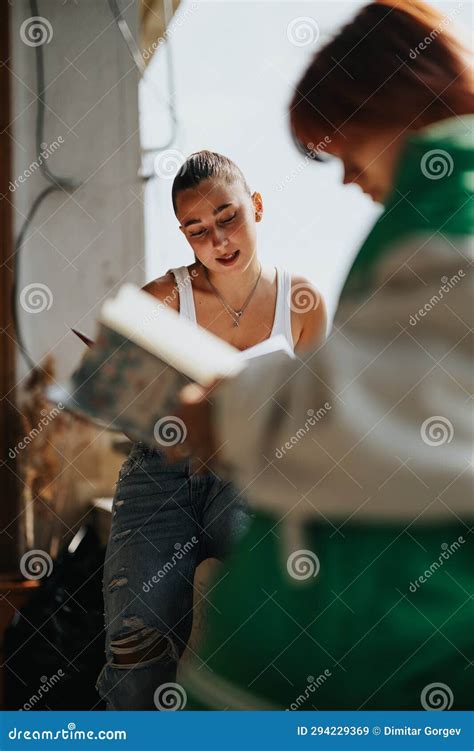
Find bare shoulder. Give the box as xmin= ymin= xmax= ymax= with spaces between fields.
xmin=141 ymin=270 xmax=180 ymax=311
xmin=289 ymin=274 xmax=327 ymax=352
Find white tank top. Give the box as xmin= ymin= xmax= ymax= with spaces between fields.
xmin=170 ymin=266 xmax=295 ymax=354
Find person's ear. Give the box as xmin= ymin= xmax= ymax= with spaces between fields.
xmin=252 ymin=191 xmax=264 ymax=223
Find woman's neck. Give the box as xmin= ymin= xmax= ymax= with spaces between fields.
xmin=203 ymin=253 xmax=262 ymax=305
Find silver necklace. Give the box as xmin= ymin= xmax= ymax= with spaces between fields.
xmin=204 ymin=264 xmax=262 ymax=327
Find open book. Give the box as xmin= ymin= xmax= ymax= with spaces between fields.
xmin=46 ymin=284 xmax=293 ymax=446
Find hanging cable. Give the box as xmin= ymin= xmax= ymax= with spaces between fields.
xmin=30 ymin=0 xmax=78 ymax=189
xmin=12 ymin=0 xmax=80 ymax=372
xmin=13 ymin=0 xmax=175 ymax=370
xmin=107 ymin=0 xmax=179 ymax=174
xmin=11 ymin=185 xmax=58 ymax=373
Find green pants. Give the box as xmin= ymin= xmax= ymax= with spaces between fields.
xmin=183 ymin=511 xmax=473 ymax=710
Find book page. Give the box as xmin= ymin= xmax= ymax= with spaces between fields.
xmin=101 ymin=284 xmax=245 ymax=386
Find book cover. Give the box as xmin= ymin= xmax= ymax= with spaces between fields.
xmin=47 ymin=284 xmax=294 ymax=447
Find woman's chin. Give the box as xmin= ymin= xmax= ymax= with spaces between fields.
xmin=213 ymin=252 xmax=249 ymax=273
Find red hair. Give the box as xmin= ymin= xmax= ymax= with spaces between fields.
xmin=290 ymin=0 xmax=473 ymax=149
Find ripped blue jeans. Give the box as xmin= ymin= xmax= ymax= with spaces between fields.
xmin=96 ymin=442 xmax=250 ymax=710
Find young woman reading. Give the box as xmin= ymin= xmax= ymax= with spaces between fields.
xmin=96 ymin=150 xmax=327 ymax=709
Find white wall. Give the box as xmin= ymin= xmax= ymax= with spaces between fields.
xmin=9 ymin=0 xmax=145 ymax=548
xmin=12 ymin=0 xmax=144 ymax=383
xmin=141 ymin=0 xmax=471 ymax=320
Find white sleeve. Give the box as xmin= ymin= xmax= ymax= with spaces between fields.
xmin=214 ymin=240 xmax=472 ymax=525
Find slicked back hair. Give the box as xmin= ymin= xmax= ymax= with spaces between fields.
xmin=172 ymin=150 xmax=251 ymax=213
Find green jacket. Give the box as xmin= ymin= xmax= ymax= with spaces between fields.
xmin=344 ymin=115 xmax=474 ymax=296
xmin=183 ymin=117 xmax=474 ymax=710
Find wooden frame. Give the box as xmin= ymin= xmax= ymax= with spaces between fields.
xmin=0 ymin=1 xmax=20 ymax=575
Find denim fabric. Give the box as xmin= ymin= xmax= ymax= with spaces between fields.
xmin=96 ymin=442 xmax=250 ymax=710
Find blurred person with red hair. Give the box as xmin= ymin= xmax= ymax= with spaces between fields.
xmin=172 ymin=1 xmax=472 ymax=710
